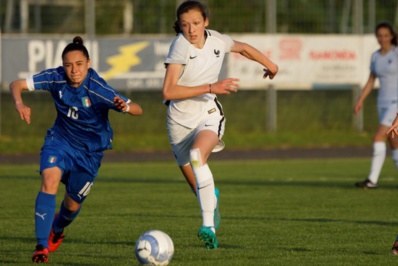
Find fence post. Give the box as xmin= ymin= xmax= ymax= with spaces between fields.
xmin=85 ymin=0 xmax=96 ymax=38
xmin=352 ymin=84 xmax=363 ymax=132
xmin=266 ymin=84 xmax=277 ymax=132
xmin=266 ymin=0 xmax=276 ymax=33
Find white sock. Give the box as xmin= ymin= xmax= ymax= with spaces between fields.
xmin=368 ymin=142 xmax=386 ymax=184
xmin=391 ymin=149 xmax=398 ymax=171
xmin=193 ymin=164 xmax=215 ymax=228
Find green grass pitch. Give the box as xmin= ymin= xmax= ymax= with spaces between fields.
xmin=1 ymin=158 xmax=398 ymax=265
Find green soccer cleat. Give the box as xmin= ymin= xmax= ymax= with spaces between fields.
xmin=214 ymin=188 xmax=221 ymax=230
xmin=197 ymin=226 xmax=218 ymax=249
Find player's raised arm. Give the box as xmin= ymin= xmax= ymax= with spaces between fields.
xmin=230 ymin=40 xmax=278 ymax=80
xmin=9 ymin=79 xmax=31 ymax=124
xmin=113 ymin=96 xmax=143 ymax=116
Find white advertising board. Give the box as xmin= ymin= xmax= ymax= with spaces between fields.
xmin=1 ymin=34 xmax=380 ymax=91
xmin=229 ymin=34 xmax=379 ymax=89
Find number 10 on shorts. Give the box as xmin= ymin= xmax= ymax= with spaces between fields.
xmin=78 ymin=182 xmax=93 ymax=199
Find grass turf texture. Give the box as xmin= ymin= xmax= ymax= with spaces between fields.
xmin=1 ymin=158 xmax=398 ymax=265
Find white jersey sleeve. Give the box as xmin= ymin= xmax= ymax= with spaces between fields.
xmin=165 ymin=34 xmax=190 ymax=65
xmin=26 ymin=75 xmax=35 ymax=91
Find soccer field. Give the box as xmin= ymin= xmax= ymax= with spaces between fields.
xmin=1 ymin=158 xmax=398 ymax=265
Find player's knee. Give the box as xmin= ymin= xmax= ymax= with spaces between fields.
xmin=63 ymin=195 xmax=81 ymax=212
xmin=189 ymin=148 xmax=203 ymax=168
xmin=41 ymin=167 xmax=62 ymax=189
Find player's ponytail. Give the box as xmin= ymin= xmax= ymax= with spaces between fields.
xmin=173 ymin=20 xmax=181 ymax=35
xmin=173 ymin=0 xmax=209 ymax=35
xmin=62 ymin=35 xmax=90 ymax=60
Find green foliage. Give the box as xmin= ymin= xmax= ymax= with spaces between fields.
xmin=1 ymin=158 xmax=398 ymax=264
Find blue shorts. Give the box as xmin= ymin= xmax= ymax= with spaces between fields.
xmin=40 ymin=129 xmax=104 ymax=204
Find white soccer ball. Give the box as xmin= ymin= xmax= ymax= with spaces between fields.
xmin=135 ymin=230 xmax=174 ymax=266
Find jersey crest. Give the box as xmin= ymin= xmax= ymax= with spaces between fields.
xmin=81 ymin=97 xmax=91 ymax=108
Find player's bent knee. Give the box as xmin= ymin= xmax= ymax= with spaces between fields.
xmin=190 ymin=148 xmax=203 ymax=168
xmin=63 ymin=194 xmax=81 ymax=212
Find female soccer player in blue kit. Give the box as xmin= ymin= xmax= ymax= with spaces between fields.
xmin=10 ymin=36 xmax=142 ymax=263
xmin=163 ymin=0 xmax=278 ymax=249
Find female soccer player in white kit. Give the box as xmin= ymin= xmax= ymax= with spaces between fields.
xmin=163 ymin=0 xmax=278 ymax=249
xmin=354 ymin=21 xmax=398 ymax=189
xmin=386 ymin=107 xmax=398 ymax=254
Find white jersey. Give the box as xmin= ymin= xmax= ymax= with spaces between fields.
xmin=164 ymin=29 xmax=234 ymax=128
xmin=370 ymin=46 xmax=398 ymax=104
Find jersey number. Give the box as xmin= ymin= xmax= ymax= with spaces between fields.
xmin=67 ymin=107 xmax=79 ymax=119
xmin=78 ymin=182 xmax=93 ymax=199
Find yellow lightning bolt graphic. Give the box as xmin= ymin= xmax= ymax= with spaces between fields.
xmin=102 ymin=41 xmax=149 ymax=81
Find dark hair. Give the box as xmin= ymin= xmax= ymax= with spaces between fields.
xmin=173 ymin=0 xmax=209 ymax=35
xmin=62 ymin=36 xmax=90 ymax=60
xmin=375 ymin=21 xmax=398 ymax=46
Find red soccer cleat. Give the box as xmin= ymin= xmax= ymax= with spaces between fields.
xmin=48 ymin=213 xmax=65 ymax=252
xmin=31 ymin=244 xmax=49 ymax=263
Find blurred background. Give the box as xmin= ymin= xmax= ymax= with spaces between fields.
xmin=0 ymin=0 xmax=397 ymax=154
xmin=2 ymin=0 xmax=397 ymax=35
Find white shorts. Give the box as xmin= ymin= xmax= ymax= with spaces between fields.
xmin=167 ymin=101 xmax=226 ymax=166
xmin=378 ymin=101 xmax=398 ymax=126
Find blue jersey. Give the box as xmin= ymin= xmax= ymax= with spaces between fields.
xmin=26 ymin=67 xmax=129 ymax=152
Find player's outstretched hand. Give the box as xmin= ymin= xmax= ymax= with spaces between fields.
xmin=114 ymin=96 xmax=128 ymax=112
xmin=387 ymin=116 xmax=398 ymax=138
xmin=15 ymin=103 xmax=31 ymax=124
xmin=211 ymin=78 xmax=240 ymax=95
xmin=387 ymin=126 xmax=398 ymax=138
xmin=263 ymin=66 xmax=278 ymax=80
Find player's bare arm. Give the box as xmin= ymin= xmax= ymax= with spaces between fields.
xmin=353 ymin=72 xmax=376 ymax=116
xmin=162 ymin=64 xmax=238 ymax=100
xmin=231 ymin=40 xmax=278 ymax=79
xmin=113 ymin=96 xmax=143 ymax=116
xmin=9 ymin=79 xmax=31 ymax=124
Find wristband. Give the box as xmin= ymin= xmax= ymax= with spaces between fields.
xmin=122 ymin=104 xmax=130 ymax=113
xmin=209 ymin=84 xmax=212 ymax=93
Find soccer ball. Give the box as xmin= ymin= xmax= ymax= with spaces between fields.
xmin=135 ymin=230 xmax=174 ymax=266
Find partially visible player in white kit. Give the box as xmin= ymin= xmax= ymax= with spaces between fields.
xmin=162 ymin=0 xmax=278 ymax=249
xmin=386 ymin=108 xmax=398 ymax=254
xmin=387 ymin=110 xmax=398 ymax=253
xmin=354 ymin=21 xmax=398 ymax=189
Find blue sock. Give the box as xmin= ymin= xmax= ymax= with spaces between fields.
xmin=35 ymin=192 xmax=56 ymax=248
xmin=53 ymin=201 xmax=81 ymax=233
